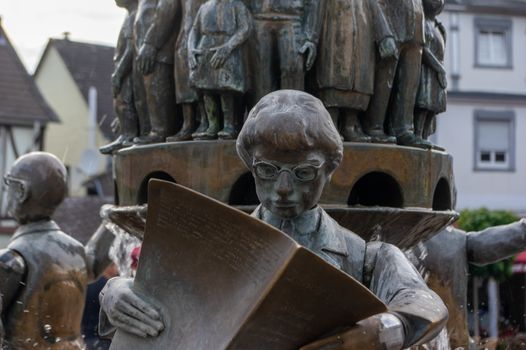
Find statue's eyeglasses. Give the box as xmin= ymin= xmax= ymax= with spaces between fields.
xmin=3 ymin=175 xmax=26 ymax=190
xmin=253 ymin=161 xmax=324 ymax=182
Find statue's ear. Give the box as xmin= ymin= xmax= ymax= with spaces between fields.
xmin=17 ymin=180 xmax=30 ymax=203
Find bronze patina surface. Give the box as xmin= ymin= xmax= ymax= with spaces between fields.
xmin=0 ymin=152 xmax=115 ymax=349
xmin=114 ymin=141 xmax=455 ymax=209
xmin=109 ymin=180 xmax=386 ymax=350
xmin=100 ymin=91 xmax=447 ymax=350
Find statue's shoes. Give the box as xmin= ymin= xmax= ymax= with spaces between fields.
xmin=396 ymin=132 xmax=433 ymax=149
xmin=218 ymin=127 xmax=237 ymax=140
xmin=363 ymin=129 xmax=396 ymax=144
xmin=342 ymin=129 xmax=372 ymax=143
xmin=193 ymin=131 xmax=218 ymax=140
xmin=166 ymin=130 xmax=194 ymax=142
xmin=133 ymin=133 xmax=165 ymax=145
xmin=99 ymin=136 xmax=129 ymax=154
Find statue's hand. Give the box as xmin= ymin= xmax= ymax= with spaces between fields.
xmin=189 ymin=49 xmax=202 ymax=70
xmin=210 ymin=45 xmax=232 ymax=69
xmin=100 ymin=277 xmax=164 ymax=338
xmin=300 ymin=313 xmax=404 ymax=350
xmin=299 ymin=40 xmax=317 ymax=71
xmin=111 ymin=73 xmax=122 ymax=97
xmin=438 ymin=71 xmax=447 ymax=89
xmin=379 ymin=37 xmax=399 ymax=60
xmin=137 ymin=43 xmax=157 ymax=75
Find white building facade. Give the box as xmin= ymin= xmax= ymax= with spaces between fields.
xmin=437 ymin=0 xmax=526 ymax=213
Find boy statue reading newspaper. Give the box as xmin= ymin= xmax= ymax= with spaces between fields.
xmin=99 ymin=90 xmax=447 ymax=349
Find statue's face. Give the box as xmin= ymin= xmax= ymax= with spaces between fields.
xmin=4 ymin=174 xmax=27 ymax=223
xmin=252 ymin=146 xmax=330 ymax=220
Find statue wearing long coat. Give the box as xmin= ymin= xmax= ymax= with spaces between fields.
xmin=174 ymin=0 xmax=205 ymax=104
xmin=316 ymin=0 xmax=391 ymax=111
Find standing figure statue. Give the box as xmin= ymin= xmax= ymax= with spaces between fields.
xmin=188 ymin=0 xmax=253 ymax=140
xmin=100 ymin=0 xmax=139 ymax=154
xmin=414 ymin=0 xmax=447 ymax=145
xmin=315 ymin=0 xmax=395 ymax=142
xmin=98 ymin=90 xmax=447 ymax=350
xmin=0 ymin=152 xmax=115 ymax=349
xmin=167 ymin=0 xmax=207 ymax=142
xmin=363 ymin=0 xmax=428 ymax=147
xmin=250 ymin=0 xmax=322 ymax=100
xmin=407 ymin=220 xmax=526 ymax=350
xmin=133 ymin=0 xmax=180 ymax=144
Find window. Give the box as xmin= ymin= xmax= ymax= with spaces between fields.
xmin=474 ymin=111 xmax=515 ymax=171
xmin=475 ymin=17 xmax=512 ymax=68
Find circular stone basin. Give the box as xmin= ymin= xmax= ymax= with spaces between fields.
xmin=105 ymin=204 xmax=458 ymax=250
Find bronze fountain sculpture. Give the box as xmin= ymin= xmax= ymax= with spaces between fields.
xmin=100 ymin=91 xmax=447 ymax=349
xmin=10 ymin=0 xmax=526 ymax=348
xmin=0 ymin=152 xmax=115 ymax=349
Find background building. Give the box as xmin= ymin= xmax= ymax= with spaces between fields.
xmin=437 ymin=0 xmax=526 ymax=215
xmin=0 ymin=19 xmax=57 ymax=241
xmin=34 ymin=35 xmax=115 ymax=197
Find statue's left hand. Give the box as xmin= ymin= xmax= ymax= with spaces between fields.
xmin=137 ymin=43 xmax=157 ymax=75
xmin=299 ymin=313 xmax=404 ymax=350
xmin=210 ymin=45 xmax=232 ymax=69
xmin=299 ymin=41 xmax=317 ymax=71
xmin=438 ymin=71 xmax=447 ymax=89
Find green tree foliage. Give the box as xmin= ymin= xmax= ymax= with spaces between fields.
xmin=458 ymin=208 xmax=519 ymax=282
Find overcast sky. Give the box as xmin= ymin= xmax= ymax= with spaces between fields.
xmin=0 ymin=0 xmax=124 ymax=72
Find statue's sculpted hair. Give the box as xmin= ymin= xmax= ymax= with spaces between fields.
xmin=237 ymin=90 xmax=343 ymax=172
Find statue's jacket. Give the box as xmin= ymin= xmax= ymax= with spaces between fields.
xmin=407 ymin=219 xmax=526 ymax=350
xmin=2 ymin=220 xmax=88 ymax=350
xmin=253 ymin=205 xmax=448 ymax=348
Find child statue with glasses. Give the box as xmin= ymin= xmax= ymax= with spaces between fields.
xmin=99 ymin=90 xmax=447 ymax=349
xmin=1 ymin=152 xmax=115 ymax=349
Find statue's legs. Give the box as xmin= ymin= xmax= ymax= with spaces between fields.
xmin=133 ymin=63 xmax=150 ymax=138
xmin=423 ymin=113 xmax=436 ymax=140
xmin=277 ymin=20 xmax=305 ymax=91
xmin=136 ymin=63 xmax=176 ymax=144
xmin=389 ymin=44 xmax=431 ymax=149
xmin=194 ymin=93 xmax=220 ymax=140
xmin=327 ymin=107 xmax=340 ymax=129
xmin=414 ymin=108 xmax=427 ymax=138
xmin=254 ymin=19 xmax=276 ymax=100
xmin=389 ymin=43 xmax=424 ymax=142
xmin=341 ymin=109 xmax=371 ymax=142
xmin=119 ymin=76 xmax=139 ymax=141
xmin=363 ymin=58 xmax=397 ymax=143
xmin=100 ymin=77 xmax=139 ymax=154
xmin=192 ymin=101 xmax=209 ymax=138
xmin=253 ymin=19 xmax=305 ymax=100
xmin=218 ymin=93 xmax=237 ymax=140
xmin=167 ymin=103 xmax=196 ymax=142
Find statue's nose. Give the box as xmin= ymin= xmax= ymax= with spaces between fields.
xmin=276 ymin=171 xmax=293 ymax=198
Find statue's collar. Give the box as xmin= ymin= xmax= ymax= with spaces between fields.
xmin=12 ymin=220 xmax=61 ymax=240
xmin=255 ymin=205 xmax=321 ymax=236
xmin=253 ymin=205 xmax=348 ymax=257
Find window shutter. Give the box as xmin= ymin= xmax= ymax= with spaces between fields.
xmin=478 ymin=120 xmax=509 ymax=151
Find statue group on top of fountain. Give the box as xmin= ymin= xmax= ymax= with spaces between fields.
xmin=99 ymin=0 xmax=448 ymax=154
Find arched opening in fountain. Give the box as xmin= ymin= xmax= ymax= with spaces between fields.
xmin=348 ymin=172 xmax=404 ymax=208
xmin=137 ymin=171 xmax=176 ymax=204
xmin=229 ymin=172 xmax=260 ymax=206
xmin=432 ymin=178 xmax=452 ymax=211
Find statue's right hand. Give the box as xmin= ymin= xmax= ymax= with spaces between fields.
xmin=100 ymin=277 xmax=164 ymax=338
xmin=189 ymin=49 xmax=202 ymax=70
xmin=379 ymin=37 xmax=398 ymax=60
